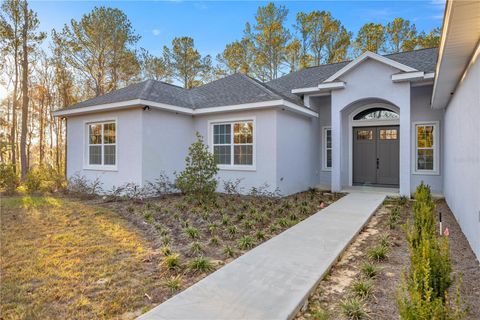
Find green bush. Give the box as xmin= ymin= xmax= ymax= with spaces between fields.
xmin=24 ymin=165 xmax=65 ymax=194
xmin=175 ymin=132 xmax=219 ymax=204
xmin=397 ymin=182 xmax=462 ymax=319
xmin=0 ymin=164 xmax=18 ymax=195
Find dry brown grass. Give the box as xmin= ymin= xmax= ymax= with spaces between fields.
xmin=0 ymin=196 xmax=158 ymax=319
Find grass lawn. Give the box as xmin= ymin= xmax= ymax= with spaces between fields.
xmin=1 ymin=189 xmax=342 ymax=319
xmin=0 ymin=196 xmax=158 ymax=319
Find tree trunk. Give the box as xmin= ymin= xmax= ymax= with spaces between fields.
xmin=20 ymin=0 xmax=29 ymax=179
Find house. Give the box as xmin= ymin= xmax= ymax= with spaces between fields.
xmin=54 ymin=0 xmax=480 ymax=258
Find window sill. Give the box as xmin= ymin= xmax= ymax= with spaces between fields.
xmin=83 ymin=165 xmax=118 ymax=172
xmin=218 ymin=165 xmax=256 ymax=172
xmin=321 ymin=168 xmax=332 ymax=172
xmin=412 ymin=170 xmax=440 ymax=176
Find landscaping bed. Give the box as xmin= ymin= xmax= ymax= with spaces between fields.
xmin=1 ymin=189 xmax=342 ymax=319
xmin=296 ymin=198 xmax=480 ymax=319
xmin=96 ymin=189 xmax=343 ymax=311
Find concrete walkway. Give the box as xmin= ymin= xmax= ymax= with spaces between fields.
xmin=138 ymin=192 xmax=385 ymax=320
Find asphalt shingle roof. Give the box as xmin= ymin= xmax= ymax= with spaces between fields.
xmin=266 ymin=47 xmax=438 ymax=98
xmin=65 ymin=47 xmax=438 ymax=111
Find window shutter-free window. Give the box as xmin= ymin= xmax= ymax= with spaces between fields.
xmin=212 ymin=121 xmax=254 ymax=167
xmin=87 ymin=121 xmax=116 ymax=167
xmin=415 ymin=123 xmax=438 ymax=173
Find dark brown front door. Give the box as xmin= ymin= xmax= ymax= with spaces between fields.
xmin=353 ymin=126 xmax=399 ymax=186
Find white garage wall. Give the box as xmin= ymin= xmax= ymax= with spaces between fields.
xmin=443 ymin=52 xmax=480 ymax=259
xmin=66 ymin=108 xmax=143 ymax=191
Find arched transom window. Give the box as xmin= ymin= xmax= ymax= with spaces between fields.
xmin=353 ymin=107 xmax=399 ymax=120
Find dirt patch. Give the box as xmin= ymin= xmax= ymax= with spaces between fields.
xmin=296 ymin=199 xmax=480 ymax=320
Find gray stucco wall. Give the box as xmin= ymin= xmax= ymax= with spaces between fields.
xmin=193 ymin=109 xmax=278 ymax=194
xmin=276 ymin=109 xmax=319 ymax=195
xmin=66 ymin=108 xmax=143 ymax=190
xmin=410 ymin=85 xmax=445 ymax=194
xmin=142 ymin=108 xmax=194 ymax=185
xmin=310 ymin=96 xmax=332 ymax=188
xmin=443 ymin=51 xmax=480 ymax=260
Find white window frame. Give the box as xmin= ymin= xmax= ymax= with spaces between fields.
xmin=208 ymin=117 xmax=256 ymax=171
xmin=322 ymin=126 xmax=332 ymax=171
xmin=413 ymin=121 xmax=439 ymax=175
xmin=84 ymin=118 xmax=118 ymax=171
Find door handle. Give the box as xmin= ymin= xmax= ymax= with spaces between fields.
xmin=376 ymin=158 xmax=379 ymax=169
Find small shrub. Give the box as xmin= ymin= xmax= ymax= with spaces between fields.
xmin=175 ymin=132 xmax=218 ymax=203
xmin=0 ymin=164 xmax=18 ymax=195
xmin=161 ymin=253 xmax=181 ymax=270
xmin=223 ymin=245 xmax=236 ymax=258
xmin=188 ymin=257 xmax=214 ymax=273
xmin=352 ymin=279 xmax=373 ymax=298
xmin=25 ymin=165 xmax=65 ymax=194
xmin=126 ymin=205 xmax=135 ymax=214
xmin=269 ymin=223 xmax=279 ymax=233
xmin=189 ymin=241 xmax=204 ymax=255
xmin=255 ymin=230 xmax=266 ymax=241
xmin=160 ymin=246 xmax=172 ymax=256
xmin=221 ymin=214 xmax=230 ymax=226
xmin=147 ymin=171 xmax=177 ymax=196
xmin=207 ymin=222 xmax=218 ymax=235
xmin=243 ymin=219 xmax=255 ymax=230
xmin=184 ymin=227 xmax=200 ymax=239
xmin=227 ymin=225 xmax=238 ymax=237
xmin=223 ymin=178 xmax=244 ymax=195
xmin=143 ymin=211 xmax=154 ymax=224
xmin=340 ymin=297 xmax=368 ymax=320
xmin=209 ymin=236 xmax=221 ymax=246
xmin=164 ymin=275 xmax=182 ymax=291
xmin=238 ymin=235 xmax=255 ymax=250
xmin=360 ymin=263 xmax=380 ymax=279
xmin=161 ymin=235 xmax=171 ymax=246
xmin=380 ymin=233 xmax=391 ymax=247
xmin=278 ymin=218 xmax=289 ymax=228
xmin=367 ymin=244 xmax=389 ymax=262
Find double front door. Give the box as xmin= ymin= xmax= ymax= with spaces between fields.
xmin=353 ymin=126 xmax=399 ymax=186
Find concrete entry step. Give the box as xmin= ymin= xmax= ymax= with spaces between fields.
xmin=138 ymin=192 xmax=386 ymax=320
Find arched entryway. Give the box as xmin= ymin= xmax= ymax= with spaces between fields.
xmin=348 ymin=102 xmax=400 ymax=187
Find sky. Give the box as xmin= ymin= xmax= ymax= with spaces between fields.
xmin=0 ymin=0 xmax=445 ymax=99
xmin=29 ymin=0 xmax=445 ymax=56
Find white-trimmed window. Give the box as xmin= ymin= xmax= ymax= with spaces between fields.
xmin=414 ymin=122 xmax=439 ymax=174
xmin=87 ymin=121 xmax=116 ymax=168
xmin=212 ymin=120 xmax=254 ymax=168
xmin=323 ymin=127 xmax=332 ymax=170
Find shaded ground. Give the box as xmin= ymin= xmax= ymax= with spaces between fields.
xmin=296 ymin=199 xmax=480 ymax=319
xmin=1 ymin=190 xmax=342 ymax=319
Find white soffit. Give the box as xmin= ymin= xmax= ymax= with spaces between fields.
xmin=431 ymin=0 xmax=480 ymax=109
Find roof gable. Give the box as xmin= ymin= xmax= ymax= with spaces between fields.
xmin=324 ymin=51 xmax=417 ymax=83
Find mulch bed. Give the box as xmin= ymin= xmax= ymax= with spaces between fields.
xmin=86 ymin=190 xmax=344 ymax=315
xmin=296 ymin=198 xmax=480 ymax=319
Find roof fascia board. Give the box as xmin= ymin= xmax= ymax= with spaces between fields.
xmin=54 ymin=99 xmax=318 ymax=118
xmin=324 ymin=51 xmax=417 ymax=83
xmin=392 ymin=71 xmax=425 ymax=82
xmin=431 ymin=0 xmax=453 ymax=108
xmin=291 ymin=81 xmax=345 ymax=95
xmin=53 ymin=99 xmax=144 ymax=117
